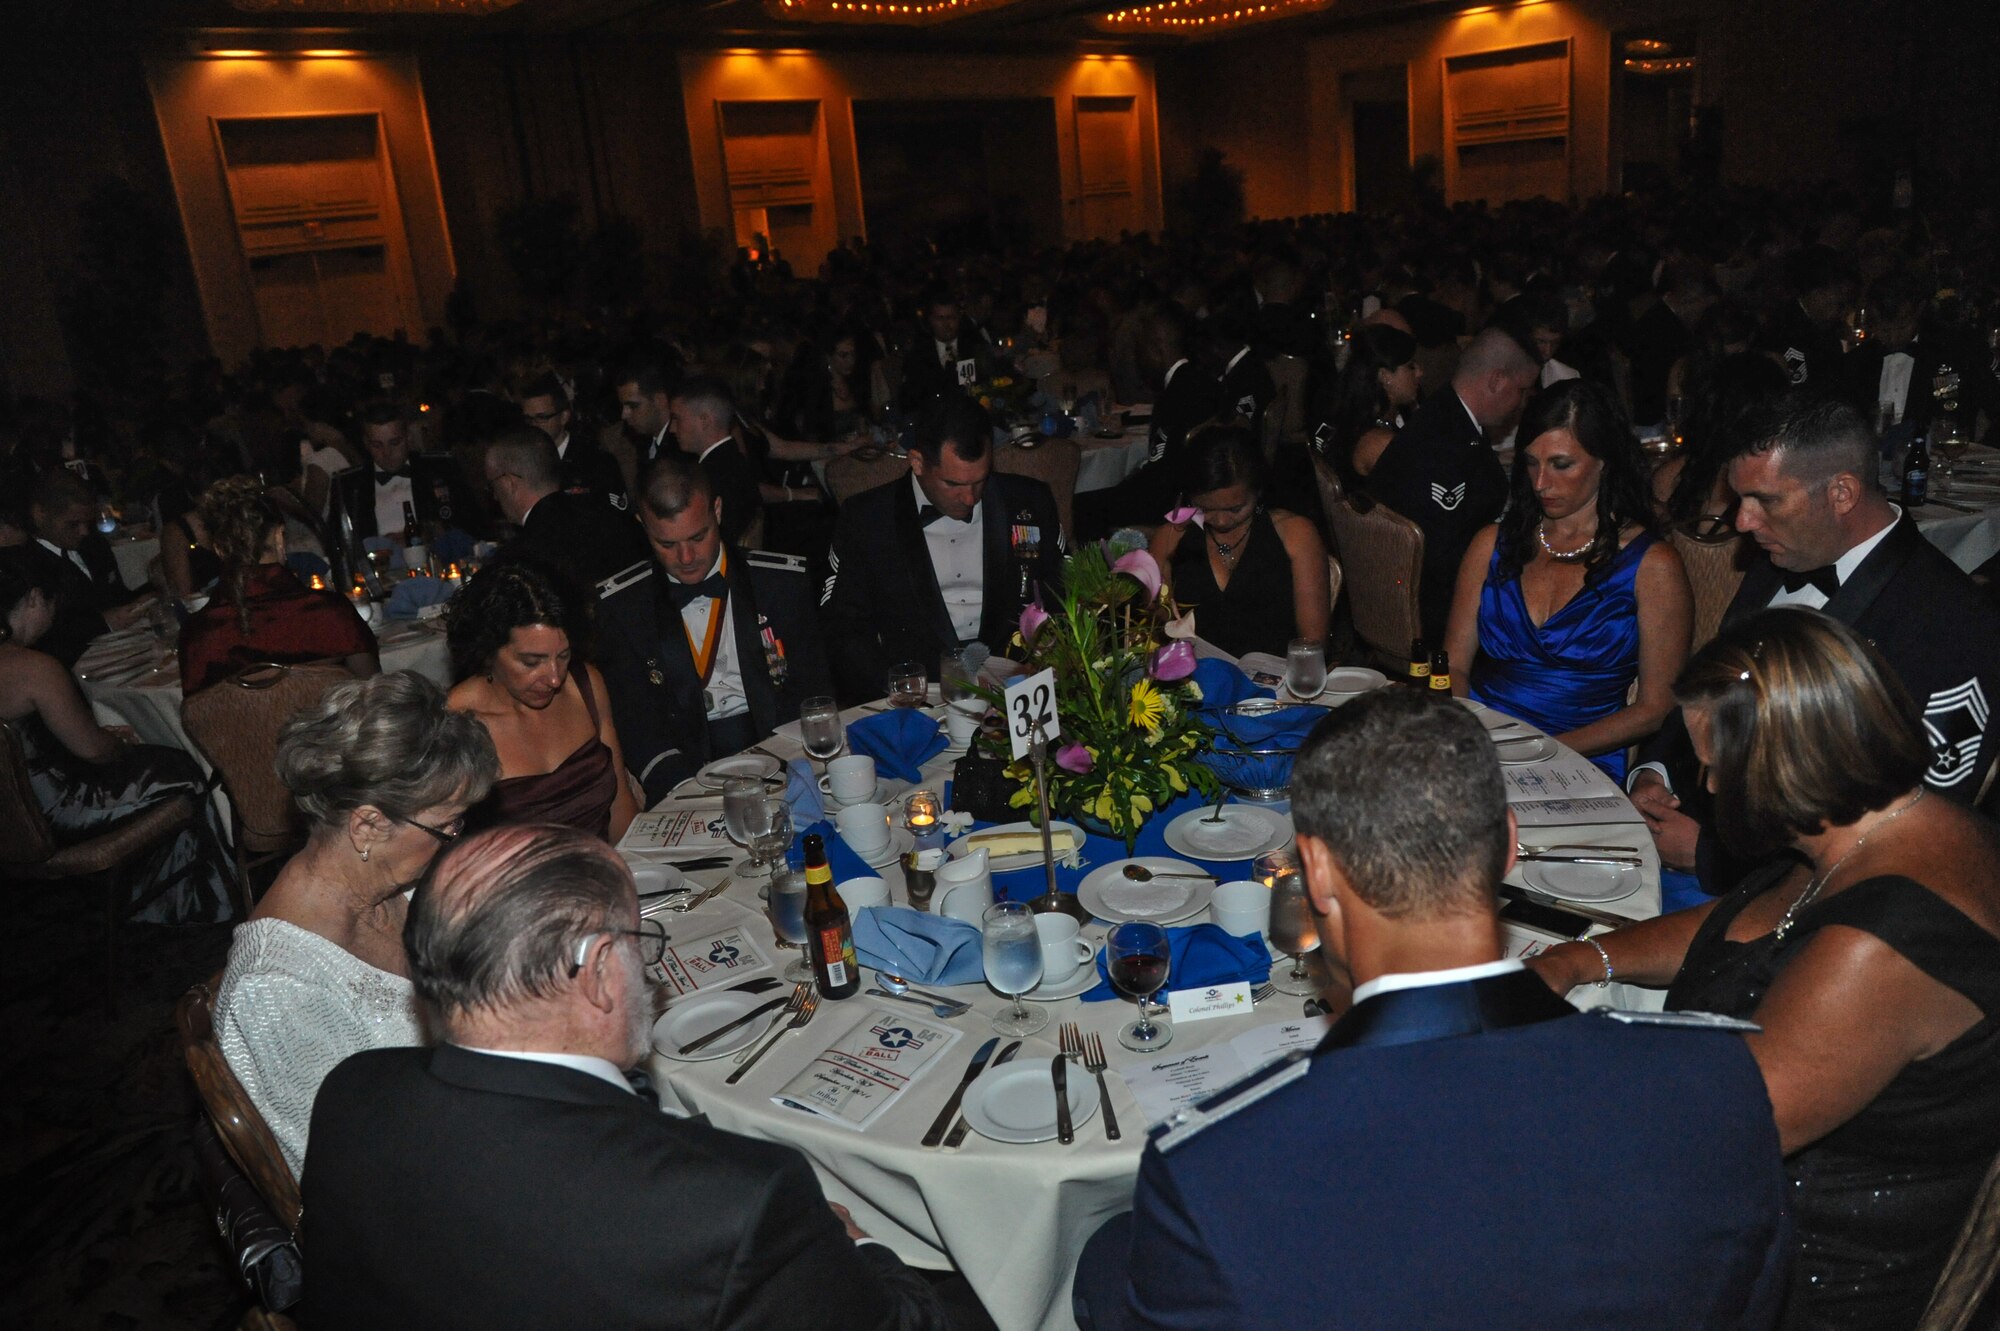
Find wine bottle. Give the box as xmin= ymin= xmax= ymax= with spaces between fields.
xmin=1406 ymin=637 xmax=1431 ymax=688
xmin=1428 ymin=648 xmax=1452 ymax=692
xmin=401 ymin=500 xmax=420 ymax=545
xmin=801 ymin=834 xmax=859 ymax=999
xmin=1902 ymin=429 xmax=1929 ymax=508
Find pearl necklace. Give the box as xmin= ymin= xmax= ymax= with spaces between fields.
xmin=1774 ymin=788 xmax=1926 ymax=940
xmin=1537 ymin=520 xmax=1594 ymax=561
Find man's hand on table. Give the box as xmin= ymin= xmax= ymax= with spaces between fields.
xmin=831 ymin=1202 xmax=870 ymax=1242
xmin=1629 ymin=773 xmax=1698 ymax=872
xmin=103 ymin=597 xmax=157 ymax=631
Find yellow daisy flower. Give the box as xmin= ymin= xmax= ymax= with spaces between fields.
xmin=1129 ymin=679 xmax=1166 ymax=734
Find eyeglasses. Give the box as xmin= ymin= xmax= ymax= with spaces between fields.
xmin=397 ymin=813 xmax=466 ymax=845
xmin=569 ymin=917 xmax=671 ymax=976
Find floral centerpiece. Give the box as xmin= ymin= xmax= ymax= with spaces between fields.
xmin=994 ymin=542 xmax=1220 ymax=851
xmin=970 ymin=372 xmax=1039 ymax=431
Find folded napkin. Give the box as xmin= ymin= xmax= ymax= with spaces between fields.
xmin=1209 ymin=704 xmax=1323 ymax=751
xmin=847 ymin=709 xmax=947 ymax=784
xmin=1080 ymin=922 xmax=1271 ymax=1001
xmin=788 ymin=819 xmax=872 ymax=883
xmin=385 ymin=576 xmax=453 ymax=620
xmin=1190 ymin=659 xmax=1275 ymax=712
xmin=851 ymin=906 xmax=985 ymax=986
xmin=784 ymin=759 xmax=826 ymax=827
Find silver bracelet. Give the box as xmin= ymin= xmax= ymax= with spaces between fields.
xmin=1582 ymin=936 xmax=1614 ymax=988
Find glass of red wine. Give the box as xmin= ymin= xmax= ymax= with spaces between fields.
xmin=1108 ymin=921 xmax=1173 ymax=1052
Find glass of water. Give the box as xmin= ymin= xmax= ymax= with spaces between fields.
xmin=981 ymin=901 xmax=1047 ymax=1036
xmin=767 ymin=867 xmax=815 ymax=983
xmin=722 ymin=776 xmax=768 ymax=876
xmin=888 ymin=661 xmax=928 ymax=709
xmin=1286 ymin=639 xmax=1327 ymax=701
xmin=750 ymin=798 xmax=794 ymax=886
xmin=800 ymin=695 xmax=844 ymax=770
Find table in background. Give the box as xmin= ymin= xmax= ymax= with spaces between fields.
xmin=110 ymin=530 xmax=160 ymax=589
xmin=642 ymin=694 xmax=1660 ymax=1331
xmin=1073 ymin=429 xmax=1152 ymax=495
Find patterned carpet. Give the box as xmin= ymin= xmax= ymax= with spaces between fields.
xmin=0 ymin=884 xmax=242 ymax=1331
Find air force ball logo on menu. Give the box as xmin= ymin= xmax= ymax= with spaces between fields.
xmin=1430 ymin=481 xmax=1467 ymax=512
xmin=1922 ymin=678 xmax=1989 ymax=788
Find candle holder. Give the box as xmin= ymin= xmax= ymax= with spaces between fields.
xmin=903 ymin=788 xmax=941 ymax=831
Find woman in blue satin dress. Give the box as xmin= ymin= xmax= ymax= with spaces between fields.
xmin=1441 ymin=380 xmax=1692 ymax=780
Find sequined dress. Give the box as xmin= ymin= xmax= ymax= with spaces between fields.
xmin=1667 ymin=871 xmax=2000 ymax=1329
xmin=215 ymin=917 xmax=426 ymax=1177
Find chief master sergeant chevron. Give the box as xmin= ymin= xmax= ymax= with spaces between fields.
xmin=595 ymin=451 xmax=833 ymax=807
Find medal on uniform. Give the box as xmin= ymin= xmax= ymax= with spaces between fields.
xmin=645 ymin=658 xmax=664 ymax=687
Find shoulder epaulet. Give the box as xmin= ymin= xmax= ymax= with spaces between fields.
xmin=1591 ymin=1008 xmax=1762 ymax=1034
xmin=1150 ymin=1050 xmax=1312 ymax=1154
xmin=597 ymin=561 xmax=653 ymax=599
xmin=745 ymin=549 xmax=807 ymax=575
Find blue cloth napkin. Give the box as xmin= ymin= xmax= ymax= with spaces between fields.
xmin=784 ymin=759 xmax=825 ymax=828
xmin=385 ymin=576 xmax=452 ymax=620
xmin=787 ymin=819 xmax=872 ymax=884
xmin=851 ymin=906 xmax=986 ymax=986
xmin=1209 ymin=705 xmax=1323 ymax=750
xmin=847 ymin=710 xmax=948 ymax=784
xmin=1191 ymin=659 xmax=1275 ymax=712
xmin=1080 ymin=923 xmax=1271 ymax=1001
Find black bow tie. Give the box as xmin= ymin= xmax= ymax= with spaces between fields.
xmin=666 ymin=571 xmax=728 ymax=609
xmin=919 ymin=503 xmax=946 ymax=527
xmin=374 ymin=467 xmax=411 ymax=485
xmin=1780 ymin=565 xmax=1841 ymax=598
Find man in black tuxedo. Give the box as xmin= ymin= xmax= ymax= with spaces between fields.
xmin=1621 ymin=263 xmax=1715 ymax=427
xmin=1204 ymin=317 xmax=1275 ymax=442
xmin=823 ymin=394 xmax=1065 ymax=702
xmin=1072 ymin=689 xmax=1790 ymax=1331
xmin=613 ymin=348 xmax=684 ymax=468
xmin=517 ymin=370 xmax=629 ymax=511
xmin=25 ymin=470 xmax=153 ymax=667
xmin=302 ymin=824 xmax=958 ymax=1331
xmin=667 ymin=376 xmax=761 ymax=548
xmin=1081 ymin=302 xmax=1219 ymax=537
xmin=331 ymin=401 xmax=472 ymax=546
xmin=1631 ymin=393 xmax=2000 ymax=884
xmin=596 ymin=453 xmax=832 ymax=805
xmin=1754 ymin=246 xmax=1852 ymax=390
xmin=1838 ymin=267 xmax=2000 ymax=440
xmin=1368 ymin=327 xmax=1539 ymax=643
xmin=898 ymin=288 xmax=1000 ymax=415
xmin=482 ymin=427 xmax=645 ymax=593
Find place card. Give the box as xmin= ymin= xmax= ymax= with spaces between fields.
xmin=772 ymin=1007 xmax=962 ymax=1133
xmin=618 ymin=809 xmax=735 ymax=854
xmin=1122 ymin=1015 xmax=1335 ymax=1125
xmin=1166 ymin=981 xmax=1254 ymax=1024
xmin=656 ymin=925 xmax=771 ymax=998
xmin=1501 ymin=759 xmax=1622 ymax=804
xmin=1511 ymin=795 xmax=1636 ymax=827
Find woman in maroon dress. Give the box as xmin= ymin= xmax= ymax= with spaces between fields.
xmin=445 ymin=559 xmax=638 ymax=842
xmin=177 ymin=477 xmax=379 ymax=694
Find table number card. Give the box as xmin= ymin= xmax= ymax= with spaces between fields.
xmin=773 ymin=1007 xmax=962 ymax=1133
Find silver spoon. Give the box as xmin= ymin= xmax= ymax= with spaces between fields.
xmin=867 ymin=987 xmax=967 ymax=1018
xmin=1121 ymin=864 xmax=1215 ymax=885
xmin=876 ymin=972 xmax=972 ymax=1015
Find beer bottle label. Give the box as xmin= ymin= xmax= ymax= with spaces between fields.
xmin=818 ymin=927 xmax=850 ymax=988
xmin=1429 ymin=672 xmax=1452 ymax=691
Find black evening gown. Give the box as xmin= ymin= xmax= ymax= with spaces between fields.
xmin=1170 ymin=509 xmax=1297 ymax=662
xmin=1667 ymin=869 xmax=2000 ymax=1330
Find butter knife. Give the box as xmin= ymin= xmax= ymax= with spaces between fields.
xmin=921 ymin=1037 xmax=998 ymax=1147
xmin=1052 ymin=1055 xmax=1074 ymax=1144
xmin=942 ymin=1041 xmax=1020 ymax=1149
xmin=1498 ymin=883 xmax=1637 ymax=931
xmin=677 ymin=994 xmax=793 ymax=1054
xmin=1516 ymin=852 xmax=1642 ymax=867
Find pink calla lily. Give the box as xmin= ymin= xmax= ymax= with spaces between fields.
xmin=1055 ymin=743 xmax=1095 ymax=774
xmin=1149 ymin=640 xmax=1197 ymax=682
xmin=1112 ymin=550 xmax=1163 ymax=603
xmin=1019 ymin=603 xmax=1050 ymax=644
xmin=1164 ymin=506 xmax=1205 ymax=528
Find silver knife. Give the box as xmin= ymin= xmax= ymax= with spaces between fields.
xmin=1498 ymin=883 xmax=1637 ymax=932
xmin=1516 ymin=853 xmax=1642 ymax=867
xmin=943 ymin=1041 xmax=1021 ymax=1148
xmin=921 ymin=1037 xmax=999 ymax=1148
xmin=677 ymin=994 xmax=794 ymax=1054
xmin=1053 ymin=1055 xmax=1074 ymax=1144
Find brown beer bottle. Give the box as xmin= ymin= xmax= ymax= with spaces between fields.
xmin=1406 ymin=637 xmax=1431 ymax=688
xmin=802 ymin=834 xmax=860 ymax=999
xmin=1428 ymin=647 xmax=1453 ymax=693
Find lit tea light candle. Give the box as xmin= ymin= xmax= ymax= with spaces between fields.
xmin=309 ymin=573 xmax=326 ymax=590
xmin=446 ymin=561 xmax=463 ymax=587
xmin=903 ymin=788 xmax=941 ymax=831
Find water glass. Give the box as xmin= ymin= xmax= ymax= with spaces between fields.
xmin=750 ymin=799 xmax=794 ymax=880
xmin=767 ymin=868 xmax=814 ymax=983
xmin=981 ymin=901 xmax=1048 ymax=1036
xmin=1108 ymin=921 xmax=1172 ymax=1051
xmin=1259 ymin=849 xmax=1321 ymax=996
xmin=888 ymin=661 xmax=928 ymax=709
xmin=1286 ymin=639 xmax=1326 ymax=700
xmin=800 ymin=696 xmax=844 ymax=766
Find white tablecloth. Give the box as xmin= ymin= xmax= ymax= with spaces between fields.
xmin=644 ymin=697 xmax=1659 ymax=1331
xmin=110 ymin=532 xmax=160 ymax=589
xmin=1883 ymin=443 xmax=2000 ymax=573
xmin=1074 ymin=430 xmax=1152 ymax=495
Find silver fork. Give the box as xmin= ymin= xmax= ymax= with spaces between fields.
xmin=730 ymin=984 xmax=808 ymax=1064
xmin=727 ymin=988 xmax=818 ymax=1084
xmin=1059 ymin=1020 xmax=1084 ymax=1067
xmin=668 ymin=878 xmax=734 ymax=913
xmin=1251 ymin=982 xmax=1276 ymax=1004
xmin=1082 ymin=1031 xmax=1120 ymax=1140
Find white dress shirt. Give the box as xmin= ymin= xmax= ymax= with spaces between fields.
xmin=1878 ymin=350 xmax=1917 ymax=422
xmin=373 ymin=471 xmax=415 ymax=538
xmin=1350 ymin=958 xmax=1526 ymax=1006
xmin=1764 ymin=507 xmax=1900 ymax=611
xmin=679 ymin=552 xmax=747 ymax=720
xmin=914 ymin=475 xmax=984 ymax=642
xmin=935 ymin=338 xmax=958 ymax=368
xmin=554 ymin=431 xmax=571 ymax=460
xmin=454 ymin=1045 xmax=632 ymax=1095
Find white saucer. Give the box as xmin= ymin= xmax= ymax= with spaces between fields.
xmin=1495 ymin=735 xmax=1559 ymax=764
xmin=1522 ymin=861 xmax=1641 ymax=904
xmin=1077 ymin=858 xmax=1214 ymax=924
xmin=962 ymin=1056 xmax=1101 ymax=1144
xmin=1322 ymin=666 xmax=1388 ymax=694
xmin=652 ymin=990 xmax=774 ymax=1062
xmin=1162 ymin=805 xmax=1291 ymax=861
xmin=819 ymin=776 xmax=895 ymax=808
xmin=1026 ymin=958 xmax=1103 ymax=1001
xmin=699 ymin=753 xmax=783 ymax=790
xmin=856 ymin=826 xmax=916 ymax=869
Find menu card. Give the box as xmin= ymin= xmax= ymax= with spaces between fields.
xmin=1120 ymin=1017 xmax=1331 ymax=1126
xmin=1501 ymin=758 xmax=1621 ymax=803
xmin=618 ymin=809 xmax=736 ymax=854
xmin=656 ymin=924 xmax=771 ymax=998
xmin=772 ymin=1007 xmax=962 ymax=1133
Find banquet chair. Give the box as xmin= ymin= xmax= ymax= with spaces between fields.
xmin=825 ymin=450 xmax=912 ymax=505
xmin=1323 ymin=495 xmax=1424 ymax=671
xmin=993 ymin=437 xmax=1082 ymax=547
xmin=1669 ymin=527 xmax=1752 ymax=654
xmin=0 ymin=719 xmax=196 ymax=1008
xmin=1264 ymin=355 xmax=1310 ymax=451
xmin=182 ymin=663 xmax=350 ymax=915
xmin=1311 ymin=454 xmax=1347 ymax=555
xmin=1917 ymin=1146 xmax=2000 ymax=1331
xmin=1325 ymin=553 xmax=1345 ymax=627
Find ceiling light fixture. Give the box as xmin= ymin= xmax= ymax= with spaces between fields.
xmin=1096 ymin=0 xmax=1333 ymax=34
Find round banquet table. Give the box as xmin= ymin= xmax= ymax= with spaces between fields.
xmin=1899 ymin=442 xmax=2000 ymax=573
xmin=641 ymin=692 xmax=1662 ymax=1331
xmin=1073 ymin=427 xmax=1153 ymax=495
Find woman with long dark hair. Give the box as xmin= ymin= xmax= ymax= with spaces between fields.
xmin=1441 ymin=379 xmax=1691 ymax=778
xmin=1314 ymin=323 xmax=1421 ymax=490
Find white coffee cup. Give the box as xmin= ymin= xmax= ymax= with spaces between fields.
xmin=1034 ymin=912 xmax=1095 ymax=984
xmin=402 ymin=542 xmax=430 ymax=574
xmin=836 ymin=802 xmax=891 ymax=856
xmin=1210 ymin=880 xmax=1272 ymax=939
xmin=945 ymin=702 xmax=982 ymax=746
xmin=838 ymin=875 xmax=890 ymax=912
xmin=825 ymin=754 xmax=877 ymax=803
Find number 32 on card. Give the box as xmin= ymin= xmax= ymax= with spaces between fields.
xmin=1004 ymin=669 xmax=1060 ymax=760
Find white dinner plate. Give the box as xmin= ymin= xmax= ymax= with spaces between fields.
xmin=1495 ymin=735 xmax=1559 ymax=764
xmin=962 ymin=1057 xmax=1102 ymax=1144
xmin=652 ymin=990 xmax=773 ymax=1062
xmin=856 ymin=826 xmax=915 ymax=869
xmin=628 ymin=863 xmax=686 ymax=900
xmin=698 ymin=753 xmax=783 ymax=790
xmin=1522 ymin=861 xmax=1641 ymax=905
xmin=1162 ymin=805 xmax=1291 ymax=861
xmin=1322 ymin=666 xmax=1388 ymax=694
xmin=1078 ymin=858 xmax=1214 ymax=924
xmin=951 ymin=820 xmax=1086 ymax=873
xmin=1027 ymin=954 xmax=1104 ymax=1001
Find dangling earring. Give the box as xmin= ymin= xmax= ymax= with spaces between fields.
xmin=361 ymin=846 xmax=370 ymax=862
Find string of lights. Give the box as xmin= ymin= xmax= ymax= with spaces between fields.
xmin=1096 ymin=0 xmax=1333 ymax=33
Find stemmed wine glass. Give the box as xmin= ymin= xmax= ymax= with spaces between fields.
xmin=1261 ymin=849 xmax=1321 ymax=997
xmin=981 ymin=901 xmax=1048 ymax=1036
xmin=800 ymin=695 xmax=844 ymax=773
xmin=1107 ymin=921 xmax=1172 ymax=1051
xmin=1285 ymin=639 xmax=1326 ymax=701
xmin=767 ymin=866 xmax=815 ymax=983
xmin=749 ymin=798 xmax=794 ymax=887
xmin=721 ymin=776 xmax=766 ymax=876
